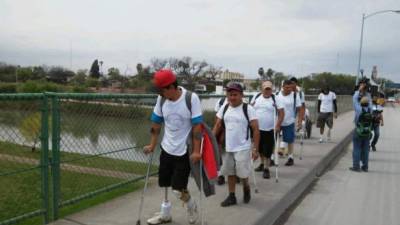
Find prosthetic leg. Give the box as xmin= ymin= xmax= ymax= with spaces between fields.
xmin=147 ymin=188 xmax=172 ymax=225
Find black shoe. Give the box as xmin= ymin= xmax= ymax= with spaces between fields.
xmin=217 ymin=175 xmax=225 ymax=185
xmin=221 ymin=194 xmax=237 ymax=207
xmin=349 ymin=167 xmax=361 ymax=172
xmin=278 ymin=152 xmax=283 ymax=157
xmin=270 ymin=160 xmax=276 ymax=167
xmin=263 ymin=169 xmax=271 ymax=179
xmin=243 ymin=186 xmax=251 ymax=204
xmin=285 ymin=158 xmax=294 ymax=166
xmin=254 ymin=163 xmax=264 ymax=172
xmin=371 ymin=145 xmax=377 ymax=152
xmin=361 ymin=166 xmax=368 ymax=172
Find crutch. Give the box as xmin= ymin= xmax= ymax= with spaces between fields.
xmin=199 ymin=136 xmax=205 ymax=225
xmin=250 ymin=149 xmax=259 ymax=193
xmin=299 ymin=121 xmax=305 ymax=160
xmin=136 ymin=151 xmax=155 ymax=225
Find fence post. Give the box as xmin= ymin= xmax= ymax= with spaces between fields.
xmin=51 ymin=95 xmax=61 ymax=220
xmin=40 ymin=95 xmax=50 ymax=224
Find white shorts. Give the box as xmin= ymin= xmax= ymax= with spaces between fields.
xmin=220 ymin=150 xmax=251 ymax=179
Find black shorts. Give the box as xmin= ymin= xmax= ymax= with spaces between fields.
xmin=317 ymin=112 xmax=333 ymax=129
xmin=259 ymin=130 xmax=275 ymax=158
xmin=158 ymin=146 xmax=191 ymax=190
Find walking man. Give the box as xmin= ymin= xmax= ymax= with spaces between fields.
xmin=317 ymin=86 xmax=337 ymax=143
xmin=213 ymin=82 xmax=260 ymax=207
xmin=144 ymin=69 xmax=202 ymax=224
xmin=350 ymin=78 xmax=372 ymax=172
xmin=276 ymin=80 xmax=302 ymax=166
xmin=251 ymin=81 xmax=284 ymax=179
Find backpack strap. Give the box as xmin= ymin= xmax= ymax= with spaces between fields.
xmin=293 ymin=92 xmax=297 ymax=117
xmin=271 ymin=94 xmax=278 ymax=114
xmin=221 ymin=103 xmax=230 ymax=129
xmin=218 ymin=97 xmax=226 ymax=108
xmin=242 ymin=103 xmax=250 ymax=140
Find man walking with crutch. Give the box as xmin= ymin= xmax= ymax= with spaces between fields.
xmin=250 ymin=81 xmax=284 ymax=179
xmin=143 ymin=69 xmax=203 ymax=224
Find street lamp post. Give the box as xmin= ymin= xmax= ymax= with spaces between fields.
xmin=356 ymin=10 xmax=400 ymax=84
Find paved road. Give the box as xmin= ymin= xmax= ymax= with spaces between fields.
xmin=284 ymin=105 xmax=400 ymax=225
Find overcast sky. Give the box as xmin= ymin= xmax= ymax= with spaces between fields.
xmin=1 ymin=0 xmax=399 ymax=81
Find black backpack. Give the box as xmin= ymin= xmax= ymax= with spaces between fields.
xmin=221 ymin=103 xmax=252 ymax=140
xmin=356 ymin=108 xmax=373 ymax=139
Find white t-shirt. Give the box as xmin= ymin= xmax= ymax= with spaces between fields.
xmin=250 ymin=94 xmax=283 ymax=131
xmin=214 ymin=97 xmax=228 ymax=112
xmin=216 ymin=103 xmax=257 ymax=152
xmin=372 ymin=104 xmax=383 ymax=112
xmin=318 ymin=91 xmax=336 ymax=113
xmin=276 ymin=91 xmax=301 ymax=126
xmin=151 ymin=87 xmax=203 ymax=156
xmin=296 ymin=86 xmax=305 ymax=105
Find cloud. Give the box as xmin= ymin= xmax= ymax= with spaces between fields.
xmin=1 ymin=0 xmax=399 ymax=81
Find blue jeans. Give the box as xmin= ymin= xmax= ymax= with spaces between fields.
xmin=370 ymin=125 xmax=380 ymax=147
xmin=352 ymin=130 xmax=370 ymax=169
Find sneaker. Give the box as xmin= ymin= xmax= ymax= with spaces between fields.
xmin=263 ymin=168 xmax=271 ymax=179
xmin=278 ymin=151 xmax=284 ymax=157
xmin=186 ymin=200 xmax=199 ymax=224
xmin=221 ymin=194 xmax=237 ymax=207
xmin=147 ymin=212 xmax=172 ymax=225
xmin=349 ymin=167 xmax=361 ymax=172
xmin=217 ymin=175 xmax=225 ymax=185
xmin=319 ymin=138 xmax=323 ymax=143
xmin=285 ymin=158 xmax=294 ymax=166
xmin=371 ymin=145 xmax=377 ymax=152
xmin=243 ymin=186 xmax=251 ymax=203
xmin=254 ymin=163 xmax=264 ymax=172
xmin=361 ymin=166 xmax=368 ymax=172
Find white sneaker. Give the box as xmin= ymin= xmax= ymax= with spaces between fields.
xmin=187 ymin=200 xmax=199 ymax=224
xmin=319 ymin=138 xmax=323 ymax=143
xmin=147 ymin=212 xmax=172 ymax=225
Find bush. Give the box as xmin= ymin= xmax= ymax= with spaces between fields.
xmin=0 ymin=83 xmax=17 ymax=93
xmin=72 ymin=86 xmax=90 ymax=93
xmin=18 ymin=81 xmax=66 ymax=93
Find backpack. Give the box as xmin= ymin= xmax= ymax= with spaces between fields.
xmin=356 ymin=108 xmax=373 ymax=139
xmin=252 ymin=92 xmax=278 ymax=115
xmin=221 ymin=102 xmax=252 ymax=140
xmin=218 ymin=97 xmax=226 ymax=108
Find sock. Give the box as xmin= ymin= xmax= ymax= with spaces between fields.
xmin=288 ymin=154 xmax=294 ymax=159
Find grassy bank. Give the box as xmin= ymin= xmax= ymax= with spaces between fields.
xmin=0 ymin=159 xmax=143 ymax=225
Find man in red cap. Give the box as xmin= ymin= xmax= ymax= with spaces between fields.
xmin=144 ymin=69 xmax=203 ymax=224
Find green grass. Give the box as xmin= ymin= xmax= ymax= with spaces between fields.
xmin=0 ymin=141 xmax=158 ymax=175
xmin=0 ymin=160 xmax=144 ymax=225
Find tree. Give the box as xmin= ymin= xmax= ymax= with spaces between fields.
xmin=266 ymin=68 xmax=275 ymax=80
xmin=70 ymin=69 xmax=87 ymax=86
xmin=107 ymin=67 xmax=121 ymax=81
xmin=205 ymin=65 xmax=222 ymax=80
xmin=89 ymin=59 xmax=100 ymax=79
xmin=150 ymin=58 xmax=168 ymax=71
xmin=47 ymin=67 xmax=75 ymax=84
xmin=136 ymin=63 xmax=143 ymax=74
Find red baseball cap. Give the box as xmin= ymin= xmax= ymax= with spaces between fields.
xmin=153 ymin=69 xmax=177 ymax=88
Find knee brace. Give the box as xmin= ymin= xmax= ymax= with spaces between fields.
xmin=172 ymin=189 xmax=190 ymax=202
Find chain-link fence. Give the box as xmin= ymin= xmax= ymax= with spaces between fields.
xmin=0 ymin=94 xmax=49 ymax=225
xmin=0 ymin=92 xmax=353 ymax=225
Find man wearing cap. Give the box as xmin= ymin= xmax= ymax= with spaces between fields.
xmin=213 ymin=82 xmax=260 ymax=207
xmin=350 ymin=79 xmax=372 ymax=172
xmin=250 ymin=81 xmax=284 ymax=179
xmin=144 ymin=69 xmax=202 ymax=224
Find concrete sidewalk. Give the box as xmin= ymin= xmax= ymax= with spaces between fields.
xmin=51 ymin=110 xmax=355 ymax=225
xmin=284 ymin=105 xmax=400 ymax=225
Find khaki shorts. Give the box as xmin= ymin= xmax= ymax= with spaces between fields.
xmin=220 ymin=150 xmax=251 ymax=179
